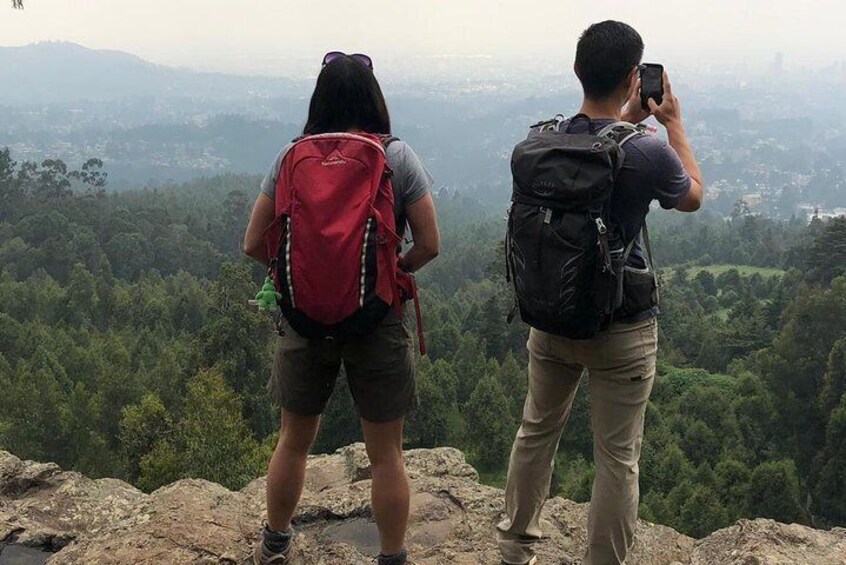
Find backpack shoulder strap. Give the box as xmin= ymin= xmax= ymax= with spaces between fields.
xmin=381 ymin=135 xmax=400 ymax=149
xmin=597 ymin=121 xmax=647 ymax=146
xmin=599 ymin=122 xmax=659 ymax=288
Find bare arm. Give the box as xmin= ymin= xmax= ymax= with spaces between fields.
xmin=648 ymin=72 xmax=704 ymax=212
xmin=244 ymin=193 xmax=275 ymax=263
xmin=665 ymin=122 xmax=703 ymax=212
xmin=399 ymin=192 xmax=440 ymax=273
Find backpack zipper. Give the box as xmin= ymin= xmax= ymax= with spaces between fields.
xmin=284 ymin=216 xmax=295 ymax=309
xmin=535 ymin=207 xmax=551 ymax=270
xmin=595 ymin=216 xmax=613 ymax=274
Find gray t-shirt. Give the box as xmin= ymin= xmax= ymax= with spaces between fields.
xmin=564 ymin=117 xmax=691 ymax=268
xmin=260 ymin=138 xmax=433 ymax=238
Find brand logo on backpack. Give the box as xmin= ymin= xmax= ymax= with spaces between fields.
xmin=321 ymin=150 xmax=347 ymax=167
xmin=531 ymin=180 xmax=557 ymax=197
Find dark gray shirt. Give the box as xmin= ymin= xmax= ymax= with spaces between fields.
xmin=565 ymin=117 xmax=691 ymax=269
xmin=260 ymin=139 xmax=433 ymax=237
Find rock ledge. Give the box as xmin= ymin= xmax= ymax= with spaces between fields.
xmin=1 ymin=446 xmax=844 ymax=564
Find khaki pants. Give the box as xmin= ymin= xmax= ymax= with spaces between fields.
xmin=497 ymin=318 xmax=658 ymax=565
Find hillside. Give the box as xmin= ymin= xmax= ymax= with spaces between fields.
xmin=0 ymin=42 xmax=298 ymax=104
xmin=2 ymin=446 xmax=845 ymax=565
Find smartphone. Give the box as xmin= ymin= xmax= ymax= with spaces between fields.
xmin=639 ymin=63 xmax=664 ymax=111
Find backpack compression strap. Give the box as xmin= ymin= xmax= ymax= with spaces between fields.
xmin=597 ymin=121 xmax=661 ymax=299
xmin=642 ymin=221 xmax=660 ymax=302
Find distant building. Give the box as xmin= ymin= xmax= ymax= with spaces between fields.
xmin=817 ymin=208 xmax=846 ymax=220
xmin=771 ymin=52 xmax=784 ymax=74
xmin=742 ymin=193 xmax=763 ymax=208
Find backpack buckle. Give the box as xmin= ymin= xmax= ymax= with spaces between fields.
xmin=595 ymin=217 xmax=608 ymax=235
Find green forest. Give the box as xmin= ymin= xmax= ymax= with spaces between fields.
xmin=1 ymin=148 xmax=846 ymax=539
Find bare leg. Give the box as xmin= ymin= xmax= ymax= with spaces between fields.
xmin=361 ymin=417 xmax=409 ymax=556
xmin=266 ymin=410 xmax=321 ymax=531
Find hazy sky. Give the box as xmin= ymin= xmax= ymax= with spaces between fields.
xmin=2 ymin=0 xmax=845 ymax=76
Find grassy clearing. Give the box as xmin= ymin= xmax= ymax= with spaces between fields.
xmin=681 ymin=264 xmax=785 ymax=278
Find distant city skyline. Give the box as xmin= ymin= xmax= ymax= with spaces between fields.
xmin=2 ymin=0 xmax=845 ymax=78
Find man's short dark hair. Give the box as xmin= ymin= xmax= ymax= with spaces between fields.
xmin=575 ymin=20 xmax=644 ymax=100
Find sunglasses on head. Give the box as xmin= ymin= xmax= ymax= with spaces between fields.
xmin=322 ymin=51 xmax=373 ymax=69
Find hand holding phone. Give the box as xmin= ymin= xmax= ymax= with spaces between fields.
xmin=646 ymin=70 xmax=683 ymax=128
xmin=639 ymin=63 xmax=664 ymax=111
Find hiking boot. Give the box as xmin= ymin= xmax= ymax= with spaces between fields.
xmin=253 ymin=523 xmax=293 ymax=564
xmin=253 ymin=542 xmax=290 ymax=564
xmin=377 ymin=549 xmax=409 ymax=565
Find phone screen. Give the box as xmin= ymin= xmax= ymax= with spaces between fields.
xmin=640 ymin=64 xmax=664 ymax=111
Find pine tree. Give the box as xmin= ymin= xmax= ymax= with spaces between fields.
xmin=813 ymin=394 xmax=846 ymax=523
xmin=451 ymin=332 xmax=490 ymax=403
xmin=745 ymin=460 xmax=805 ymax=524
xmin=465 ymin=373 xmax=513 ymax=470
xmin=805 ymin=217 xmax=846 ymax=285
xmin=199 ymin=262 xmax=275 ymax=437
xmin=819 ymin=339 xmax=846 ymax=420
xmin=59 ymin=382 xmax=112 ymax=476
xmin=138 ymin=368 xmax=262 ymax=491
xmin=714 ymin=458 xmax=751 ymax=520
xmin=312 ymin=374 xmax=361 ymax=454
xmin=1 ymin=361 xmax=65 ymax=463
xmin=678 ymin=485 xmax=729 ymax=538
xmin=120 ymin=393 xmax=173 ymax=482
xmin=407 ymin=359 xmax=460 ymax=448
xmin=497 ymin=351 xmax=527 ymax=422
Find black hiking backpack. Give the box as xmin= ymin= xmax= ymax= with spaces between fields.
xmin=505 ymin=114 xmax=656 ymax=339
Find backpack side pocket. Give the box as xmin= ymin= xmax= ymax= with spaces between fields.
xmin=620 ymin=265 xmax=658 ymax=318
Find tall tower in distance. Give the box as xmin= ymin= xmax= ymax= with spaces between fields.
xmin=771 ymin=52 xmax=785 ymax=74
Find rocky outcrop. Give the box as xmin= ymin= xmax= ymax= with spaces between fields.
xmin=1 ymin=446 xmax=844 ymax=564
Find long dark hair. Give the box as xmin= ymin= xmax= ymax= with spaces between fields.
xmin=303 ymin=56 xmax=391 ymax=135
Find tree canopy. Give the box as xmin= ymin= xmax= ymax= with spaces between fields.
xmin=1 ymin=147 xmax=845 ymax=535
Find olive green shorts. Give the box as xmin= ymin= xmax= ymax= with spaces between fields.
xmin=269 ymin=312 xmax=417 ymax=423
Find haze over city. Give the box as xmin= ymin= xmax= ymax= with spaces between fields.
xmin=3 ymin=0 xmax=846 ymax=77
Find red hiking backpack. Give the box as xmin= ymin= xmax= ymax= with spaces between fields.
xmin=263 ymin=132 xmax=425 ymax=352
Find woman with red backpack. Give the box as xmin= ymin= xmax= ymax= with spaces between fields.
xmin=244 ymin=51 xmax=440 ymax=565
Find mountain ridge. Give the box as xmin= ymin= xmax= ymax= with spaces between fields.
xmin=2 ymin=445 xmax=845 ymax=564
xmin=0 ymin=41 xmax=300 ymax=104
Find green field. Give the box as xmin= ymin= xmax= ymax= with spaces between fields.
xmin=681 ymin=264 xmax=785 ymax=278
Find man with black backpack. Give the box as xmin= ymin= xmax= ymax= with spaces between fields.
xmin=499 ymin=21 xmax=703 ymax=565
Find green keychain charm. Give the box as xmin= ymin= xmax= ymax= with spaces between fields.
xmin=250 ymin=276 xmax=281 ymax=311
